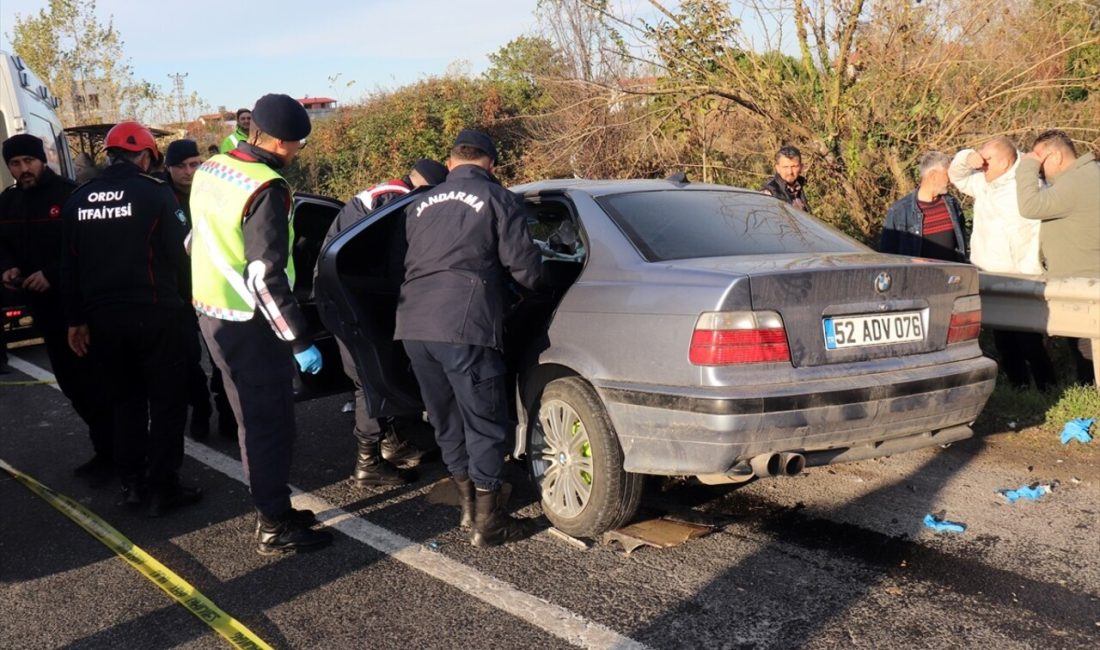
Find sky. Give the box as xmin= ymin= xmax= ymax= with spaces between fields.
xmin=0 ymin=0 xmax=543 ymax=117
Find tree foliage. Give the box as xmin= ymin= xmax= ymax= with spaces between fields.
xmin=9 ymin=0 xmax=161 ymax=125
xmin=289 ymin=76 xmax=528 ymax=200
xmin=514 ymin=0 xmax=1100 ymax=241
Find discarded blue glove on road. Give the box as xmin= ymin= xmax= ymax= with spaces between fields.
xmin=1059 ymin=418 xmax=1094 ymax=445
xmin=997 ymin=484 xmax=1050 ymax=503
xmin=294 ymin=345 xmax=323 ymax=375
xmin=923 ymin=513 xmax=966 ymax=533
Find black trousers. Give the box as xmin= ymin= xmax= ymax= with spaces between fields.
xmin=991 ymin=330 xmax=1055 ymax=391
xmin=87 ymin=307 xmax=187 ymax=488
xmin=200 ymin=315 xmax=296 ymax=518
xmin=336 ymin=337 xmax=384 ymax=444
xmin=403 ymin=340 xmax=509 ymax=490
xmin=30 ymin=295 xmax=113 ymax=460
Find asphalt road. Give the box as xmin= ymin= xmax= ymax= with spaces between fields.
xmin=1 ymin=343 xmax=1098 ymax=649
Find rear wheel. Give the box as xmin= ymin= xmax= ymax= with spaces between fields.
xmin=528 ymin=377 xmax=643 ymax=537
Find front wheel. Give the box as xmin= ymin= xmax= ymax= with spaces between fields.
xmin=528 ymin=377 xmax=643 ymax=537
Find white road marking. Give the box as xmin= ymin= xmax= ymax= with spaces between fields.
xmin=10 ymin=354 xmax=649 ymax=650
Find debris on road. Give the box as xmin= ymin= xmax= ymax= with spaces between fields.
xmin=922 ymin=512 xmax=966 ymax=533
xmin=547 ymin=527 xmax=591 ymax=550
xmin=602 ymin=518 xmax=713 ymax=555
xmin=1059 ymin=418 xmax=1095 ymax=445
xmin=997 ymin=483 xmax=1052 ymax=503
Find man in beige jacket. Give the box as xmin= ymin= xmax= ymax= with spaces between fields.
xmin=1017 ymin=129 xmax=1100 ymax=384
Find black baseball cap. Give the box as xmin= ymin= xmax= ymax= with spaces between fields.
xmin=452 ymin=129 xmax=497 ymax=163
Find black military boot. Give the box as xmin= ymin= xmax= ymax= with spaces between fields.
xmin=256 ymin=511 xmax=333 ymax=555
xmin=254 ymin=508 xmax=319 ymax=537
xmin=120 ymin=476 xmax=145 ymax=508
xmin=380 ymin=426 xmax=428 ymax=468
xmin=352 ymin=440 xmax=416 ymax=487
xmin=470 ymin=487 xmax=537 ymax=548
xmin=454 ymin=476 xmax=475 ymax=529
xmin=148 ymin=481 xmax=203 ymax=518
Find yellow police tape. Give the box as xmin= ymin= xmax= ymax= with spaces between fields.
xmin=0 ymin=458 xmax=272 ymax=650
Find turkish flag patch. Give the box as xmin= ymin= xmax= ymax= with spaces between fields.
xmin=49 ymin=205 xmax=61 ymax=218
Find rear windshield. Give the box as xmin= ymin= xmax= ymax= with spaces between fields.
xmin=596 ymin=190 xmax=863 ymax=261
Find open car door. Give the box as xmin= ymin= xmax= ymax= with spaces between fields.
xmin=313 ymin=192 xmax=424 ymax=417
xmin=290 ymin=193 xmax=353 ymax=400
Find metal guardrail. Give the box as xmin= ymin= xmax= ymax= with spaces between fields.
xmin=979 ymin=272 xmax=1100 ymax=390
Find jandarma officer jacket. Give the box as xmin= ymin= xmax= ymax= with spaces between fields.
xmin=394 ymin=164 xmax=544 ymax=350
xmin=60 ymin=161 xmax=190 ymax=325
xmin=189 ymin=143 xmax=313 ymax=352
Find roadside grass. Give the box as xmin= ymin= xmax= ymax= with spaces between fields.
xmin=973 ymin=331 xmax=1099 ymax=436
xmin=1045 ymin=384 xmax=1100 ymax=429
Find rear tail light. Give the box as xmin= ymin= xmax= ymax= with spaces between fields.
xmin=4 ymin=309 xmax=23 ymax=319
xmin=690 ymin=310 xmax=791 ymax=365
xmin=947 ymin=295 xmax=981 ymax=344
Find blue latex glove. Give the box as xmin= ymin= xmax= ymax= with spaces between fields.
xmin=997 ymin=484 xmax=1050 ymax=503
xmin=1059 ymin=418 xmax=1094 ymax=445
xmin=294 ymin=345 xmax=323 ymax=375
xmin=923 ymin=513 xmax=966 ymax=533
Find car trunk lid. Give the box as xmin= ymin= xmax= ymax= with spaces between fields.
xmin=665 ymin=252 xmax=976 ymax=367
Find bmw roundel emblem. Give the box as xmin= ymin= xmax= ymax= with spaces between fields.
xmin=874 ymin=272 xmax=892 ymax=293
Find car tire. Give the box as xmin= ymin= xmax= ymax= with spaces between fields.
xmin=529 ymin=376 xmax=643 ymax=538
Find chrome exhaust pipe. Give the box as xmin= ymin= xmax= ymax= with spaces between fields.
xmin=779 ymin=452 xmax=806 ymax=476
xmin=749 ymin=453 xmax=782 ymax=477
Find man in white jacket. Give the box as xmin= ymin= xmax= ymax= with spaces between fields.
xmin=949 ymin=137 xmax=1055 ymax=391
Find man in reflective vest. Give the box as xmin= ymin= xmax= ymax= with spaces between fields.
xmin=218 ymin=108 xmax=252 ymax=154
xmin=190 ymin=93 xmax=331 ymax=554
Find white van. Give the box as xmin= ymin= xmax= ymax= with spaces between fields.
xmin=0 ymin=50 xmax=75 ymax=187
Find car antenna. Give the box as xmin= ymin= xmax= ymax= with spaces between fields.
xmin=665 ymin=171 xmax=689 ymax=185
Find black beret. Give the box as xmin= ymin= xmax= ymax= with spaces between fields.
xmin=412 ymin=158 xmax=448 ymax=186
xmin=452 ymin=129 xmax=497 ymax=163
xmin=3 ymin=134 xmax=47 ymax=164
xmin=251 ymin=94 xmax=311 ymax=142
xmin=165 ymin=139 xmax=200 ymax=166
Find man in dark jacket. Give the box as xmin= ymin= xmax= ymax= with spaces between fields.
xmin=320 ymin=158 xmax=448 ymax=486
xmin=61 ymin=122 xmax=201 ymax=516
xmin=761 ymin=146 xmax=811 ymax=212
xmin=397 ymin=130 xmax=544 ymax=548
xmin=190 ymin=94 xmax=331 ymax=554
xmin=159 ymin=139 xmax=235 ymax=441
xmin=0 ymin=134 xmax=113 ymax=484
xmin=880 ymin=151 xmax=968 ymax=262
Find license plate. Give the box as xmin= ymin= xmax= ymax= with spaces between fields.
xmin=823 ymin=311 xmax=926 ymax=350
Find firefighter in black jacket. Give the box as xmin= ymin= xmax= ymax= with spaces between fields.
xmin=0 ymin=134 xmax=113 ymax=483
xmin=61 ymin=122 xmax=201 ymax=517
xmin=396 ymin=130 xmax=544 ymax=547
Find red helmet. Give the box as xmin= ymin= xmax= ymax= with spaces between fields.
xmin=104 ymin=121 xmax=161 ymax=162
